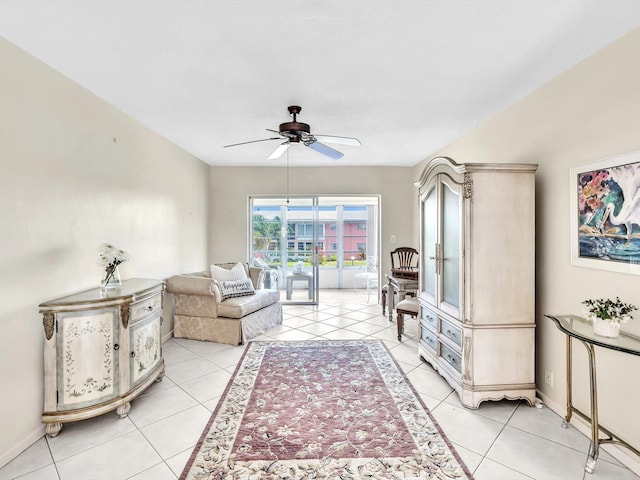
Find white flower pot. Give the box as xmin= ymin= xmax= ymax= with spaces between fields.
xmin=592 ymin=317 xmax=620 ymax=338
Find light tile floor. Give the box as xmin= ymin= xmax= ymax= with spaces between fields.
xmin=2 ymin=290 xmax=638 ymax=480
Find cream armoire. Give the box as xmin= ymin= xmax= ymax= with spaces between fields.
xmin=416 ymin=157 xmax=537 ymax=408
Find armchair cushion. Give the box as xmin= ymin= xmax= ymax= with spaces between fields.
xmin=217 ymin=289 xmax=280 ymax=319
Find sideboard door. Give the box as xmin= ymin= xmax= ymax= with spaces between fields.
xmin=129 ymin=312 xmax=162 ymax=387
xmin=57 ymin=309 xmax=119 ymax=410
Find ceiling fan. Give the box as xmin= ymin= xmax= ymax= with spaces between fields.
xmin=223 ymin=105 xmax=361 ymax=160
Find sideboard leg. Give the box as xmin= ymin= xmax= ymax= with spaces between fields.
xmin=116 ymin=402 xmax=131 ymax=418
xmin=45 ymin=422 xmax=62 ymax=438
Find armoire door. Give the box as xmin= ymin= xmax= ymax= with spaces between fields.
xmin=421 ymin=177 xmax=438 ymax=307
xmin=438 ymin=176 xmax=462 ymax=319
xmin=420 ymin=174 xmax=463 ymax=319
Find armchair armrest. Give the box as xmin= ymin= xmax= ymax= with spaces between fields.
xmin=248 ymin=267 xmax=265 ymax=290
xmin=166 ymin=274 xmax=216 ymax=297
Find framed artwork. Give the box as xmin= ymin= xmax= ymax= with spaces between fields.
xmin=570 ymin=150 xmax=640 ymax=274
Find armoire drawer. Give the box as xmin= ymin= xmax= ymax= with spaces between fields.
xmin=440 ymin=318 xmax=462 ymax=347
xmin=421 ymin=307 xmax=438 ymax=330
xmin=422 ymin=307 xmax=438 ymax=330
xmin=131 ymin=293 xmax=162 ymax=323
xmin=440 ymin=342 xmax=462 ymax=374
xmin=420 ymin=326 xmax=438 ymax=352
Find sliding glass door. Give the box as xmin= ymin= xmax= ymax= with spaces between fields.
xmin=250 ymin=197 xmax=318 ymax=304
xmin=250 ymin=196 xmax=380 ymax=305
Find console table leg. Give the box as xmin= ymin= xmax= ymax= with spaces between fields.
xmin=584 ymin=342 xmax=600 ymax=473
xmin=563 ymin=335 xmax=573 ymax=426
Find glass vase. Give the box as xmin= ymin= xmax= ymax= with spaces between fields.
xmin=101 ymin=266 xmax=122 ymax=289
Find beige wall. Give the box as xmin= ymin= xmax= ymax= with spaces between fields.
xmin=208 ymin=166 xmax=416 ymax=277
xmin=414 ymin=27 xmax=640 ymax=463
xmin=0 ymin=39 xmax=210 ymax=466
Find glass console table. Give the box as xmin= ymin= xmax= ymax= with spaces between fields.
xmin=545 ymin=314 xmax=640 ymax=474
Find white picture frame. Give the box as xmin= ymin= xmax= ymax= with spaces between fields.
xmin=570 ymin=150 xmax=640 ymax=275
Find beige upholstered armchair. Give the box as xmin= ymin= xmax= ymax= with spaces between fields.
xmin=166 ymin=262 xmax=282 ymax=345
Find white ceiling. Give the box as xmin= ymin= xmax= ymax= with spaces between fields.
xmin=1 ymin=1 xmax=639 ymax=167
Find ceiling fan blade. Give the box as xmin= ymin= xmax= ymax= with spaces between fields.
xmin=223 ymin=137 xmax=282 ymax=148
xmin=268 ymin=142 xmax=291 ymax=160
xmin=305 ymin=141 xmax=344 ymax=159
xmin=313 ymin=135 xmax=361 ymax=147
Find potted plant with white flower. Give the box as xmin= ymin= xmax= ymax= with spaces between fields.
xmin=582 ymin=296 xmax=637 ymax=338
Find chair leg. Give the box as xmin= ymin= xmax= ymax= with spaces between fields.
xmin=381 ymin=288 xmax=387 ymax=316
xmin=397 ymin=312 xmax=404 ymax=341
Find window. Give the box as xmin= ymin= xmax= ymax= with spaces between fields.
xmin=297 ymin=223 xmax=325 ymax=238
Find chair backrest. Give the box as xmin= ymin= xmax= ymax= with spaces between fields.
xmin=390 ymin=247 xmax=418 ymax=278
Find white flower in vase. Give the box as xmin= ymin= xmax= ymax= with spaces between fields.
xmin=98 ymin=243 xmax=129 ymax=287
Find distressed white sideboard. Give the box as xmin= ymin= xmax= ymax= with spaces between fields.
xmin=39 ymin=278 xmax=164 ymax=436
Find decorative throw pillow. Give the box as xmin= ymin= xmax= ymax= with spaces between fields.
xmin=210 ymin=262 xmax=247 ymax=282
xmin=214 ymin=278 xmax=256 ymax=301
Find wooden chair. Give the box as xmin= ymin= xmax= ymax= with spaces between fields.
xmin=390 ymin=247 xmax=419 ymax=278
xmin=381 ymin=284 xmax=415 ymax=316
xmin=396 ymin=296 xmax=419 ymax=341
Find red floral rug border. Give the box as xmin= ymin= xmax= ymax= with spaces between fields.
xmin=180 ymin=340 xmax=474 ymax=479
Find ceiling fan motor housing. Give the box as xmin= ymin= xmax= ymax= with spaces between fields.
xmin=280 ymin=105 xmax=311 ymax=142
xmin=279 ymin=121 xmax=310 ymax=142
xmin=278 ymin=105 xmax=309 ymax=142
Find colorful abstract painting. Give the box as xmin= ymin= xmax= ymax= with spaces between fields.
xmin=572 ymin=152 xmax=640 ymax=273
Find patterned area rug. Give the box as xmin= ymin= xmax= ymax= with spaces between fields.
xmin=180 ymin=340 xmax=473 ymax=479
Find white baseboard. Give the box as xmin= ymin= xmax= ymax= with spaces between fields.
xmin=536 ymin=390 xmax=640 ymax=476
xmin=162 ymin=330 xmax=174 ymax=343
xmin=0 ymin=426 xmax=45 ymax=470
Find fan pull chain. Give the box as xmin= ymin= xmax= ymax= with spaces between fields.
xmin=286 ymin=146 xmax=290 ymax=204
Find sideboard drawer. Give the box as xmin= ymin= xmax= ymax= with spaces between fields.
xmin=441 ymin=318 xmax=462 ymax=348
xmin=440 ymin=343 xmax=462 ymax=374
xmin=131 ymin=293 xmax=162 ymax=323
